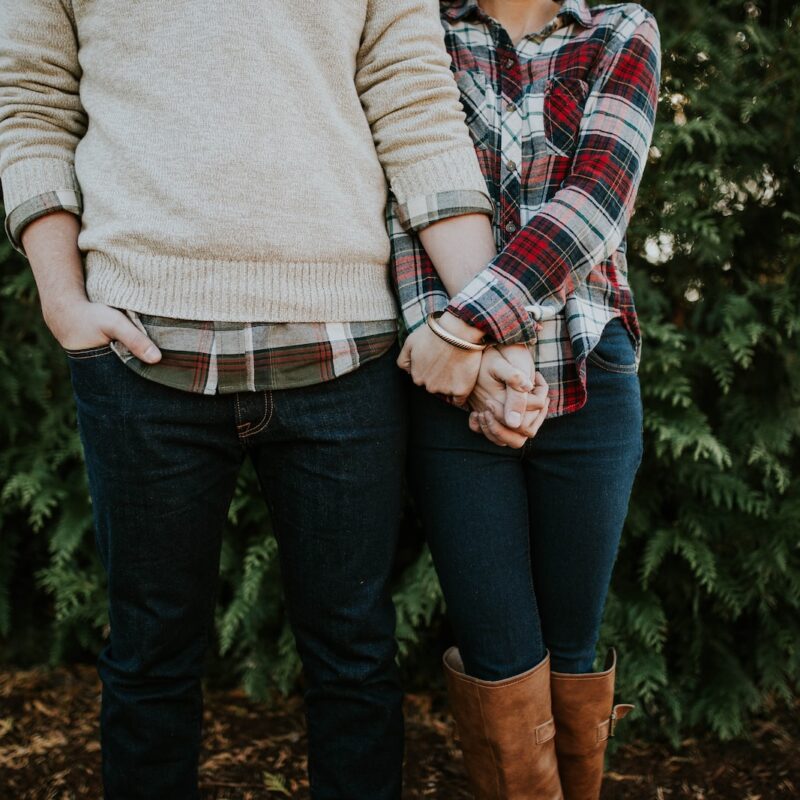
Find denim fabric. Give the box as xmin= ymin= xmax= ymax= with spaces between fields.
xmin=408 ymin=317 xmax=644 ymax=679
xmin=67 ymin=344 xmax=407 ymax=800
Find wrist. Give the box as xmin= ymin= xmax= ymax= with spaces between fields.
xmin=438 ymin=311 xmax=485 ymax=345
xmin=426 ymin=312 xmax=487 ymax=352
xmin=41 ymin=290 xmax=90 ymax=325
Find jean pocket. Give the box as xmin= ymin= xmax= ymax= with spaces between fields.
xmin=63 ymin=342 xmax=115 ymax=360
xmin=543 ymin=76 xmax=589 ymax=157
xmin=586 ymin=318 xmax=638 ymax=374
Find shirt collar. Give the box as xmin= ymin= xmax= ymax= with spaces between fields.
xmin=441 ymin=0 xmax=594 ymax=29
xmin=559 ymin=0 xmax=594 ymax=28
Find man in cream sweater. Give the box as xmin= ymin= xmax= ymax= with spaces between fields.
xmin=0 ymin=1 xmax=525 ymax=798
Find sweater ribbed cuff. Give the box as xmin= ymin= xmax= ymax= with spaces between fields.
xmin=389 ymin=147 xmax=489 ymax=208
xmin=1 ymin=157 xmax=81 ymax=213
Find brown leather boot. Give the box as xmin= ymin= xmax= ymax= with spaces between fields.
xmin=550 ymin=649 xmax=635 ymax=800
xmin=443 ymin=647 xmax=563 ymax=800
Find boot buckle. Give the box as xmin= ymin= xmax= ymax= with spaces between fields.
xmin=609 ymin=703 xmax=635 ymax=737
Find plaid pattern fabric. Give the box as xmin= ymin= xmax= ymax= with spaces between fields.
xmin=5 ymin=189 xmax=82 ymax=249
xmin=395 ymin=188 xmax=493 ymax=232
xmin=108 ymin=313 xmax=399 ymax=394
xmin=8 ymin=189 xmax=488 ymax=393
xmin=389 ymin=0 xmax=661 ymax=416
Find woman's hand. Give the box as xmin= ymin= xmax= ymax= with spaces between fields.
xmin=397 ymin=313 xmax=486 ymax=405
xmin=470 ymin=344 xmax=534 ymax=423
xmin=468 ymin=345 xmax=549 ymax=448
xmin=469 ymin=371 xmax=549 ymax=448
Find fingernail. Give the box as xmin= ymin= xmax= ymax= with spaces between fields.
xmin=507 ymin=412 xmax=522 ymax=427
xmin=143 ymin=345 xmax=160 ymax=362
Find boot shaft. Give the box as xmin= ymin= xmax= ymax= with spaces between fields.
xmin=443 ymin=648 xmax=563 ymax=800
xmin=550 ymin=649 xmax=634 ymax=800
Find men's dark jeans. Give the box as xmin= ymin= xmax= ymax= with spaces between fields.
xmin=67 ymin=344 xmax=407 ymax=800
xmin=409 ymin=317 xmax=644 ymax=680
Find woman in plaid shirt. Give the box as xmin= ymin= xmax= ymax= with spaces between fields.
xmin=391 ymin=1 xmax=661 ymax=797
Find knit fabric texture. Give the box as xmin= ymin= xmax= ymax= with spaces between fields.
xmin=0 ymin=0 xmax=489 ymax=321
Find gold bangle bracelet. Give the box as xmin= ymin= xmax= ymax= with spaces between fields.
xmin=426 ymin=312 xmax=487 ymax=352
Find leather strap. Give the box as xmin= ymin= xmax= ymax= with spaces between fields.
xmin=597 ymin=703 xmax=635 ymax=742
xmin=535 ymin=717 xmax=556 ymax=744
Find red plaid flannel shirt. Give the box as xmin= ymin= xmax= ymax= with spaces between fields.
xmin=389 ymin=0 xmax=661 ymax=415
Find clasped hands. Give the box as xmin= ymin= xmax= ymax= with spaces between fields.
xmin=397 ymin=313 xmax=549 ymax=448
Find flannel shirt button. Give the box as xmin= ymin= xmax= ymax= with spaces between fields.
xmin=525 ymin=303 xmax=543 ymax=321
xmin=505 ymin=221 xmax=517 ymax=233
xmin=504 ymin=57 xmax=515 ymax=68
xmin=507 ymin=160 xmax=517 ymax=172
xmin=505 ymin=101 xmax=517 ymax=113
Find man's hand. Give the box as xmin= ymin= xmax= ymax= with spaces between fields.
xmin=20 ymin=212 xmax=161 ymax=364
xmin=397 ymin=313 xmax=485 ymax=405
xmin=45 ymin=299 xmax=162 ymax=363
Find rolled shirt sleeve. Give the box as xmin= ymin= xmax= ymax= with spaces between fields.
xmin=395 ymin=188 xmax=493 ymax=233
xmin=4 ymin=191 xmax=81 ymax=254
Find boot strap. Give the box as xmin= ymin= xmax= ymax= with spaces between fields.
xmin=597 ymin=703 xmax=635 ymax=741
xmin=534 ymin=717 xmax=556 ymax=744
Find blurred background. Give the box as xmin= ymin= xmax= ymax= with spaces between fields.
xmin=0 ymin=0 xmax=798 ymax=795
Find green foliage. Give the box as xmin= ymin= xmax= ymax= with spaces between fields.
xmin=597 ymin=0 xmax=800 ymax=742
xmin=0 ymin=0 xmax=798 ymax=745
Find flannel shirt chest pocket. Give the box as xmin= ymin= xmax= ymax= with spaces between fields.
xmin=521 ymin=75 xmax=590 ymax=157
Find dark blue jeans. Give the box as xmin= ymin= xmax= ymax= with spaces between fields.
xmin=409 ymin=317 xmax=644 ymax=680
xmin=67 ymin=344 xmax=407 ymax=800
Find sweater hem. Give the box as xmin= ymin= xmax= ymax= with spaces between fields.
xmin=83 ymin=250 xmax=399 ymax=322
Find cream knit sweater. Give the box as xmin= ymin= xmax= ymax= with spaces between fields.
xmin=0 ymin=0 xmax=488 ymax=322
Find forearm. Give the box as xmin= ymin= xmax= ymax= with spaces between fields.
xmin=18 ymin=211 xmax=160 ymax=361
xmin=21 ymin=212 xmax=87 ymax=321
xmin=416 ymin=211 xmax=496 ymax=342
xmin=417 ymin=212 xmax=496 ymax=297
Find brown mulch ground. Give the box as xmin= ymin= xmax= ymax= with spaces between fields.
xmin=0 ymin=665 xmax=797 ymax=799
